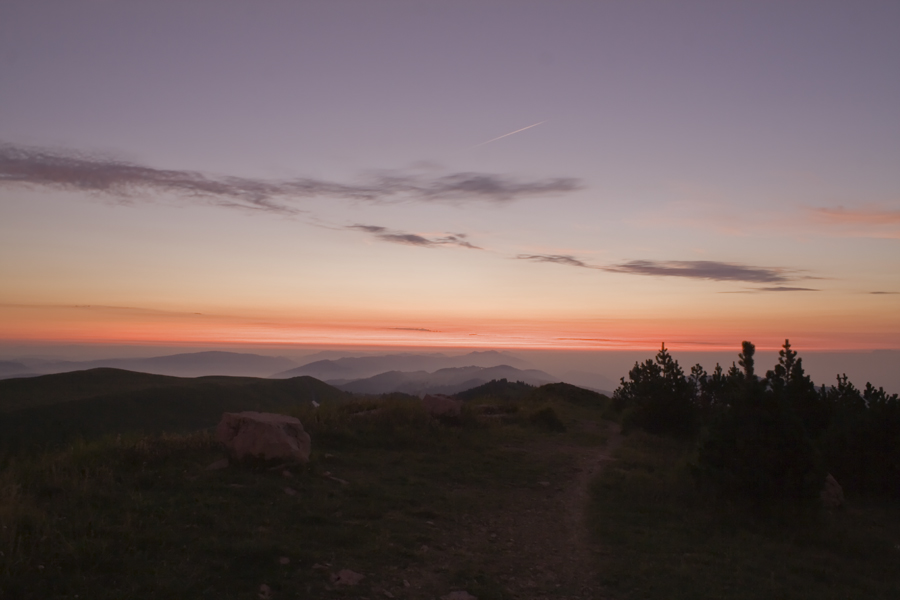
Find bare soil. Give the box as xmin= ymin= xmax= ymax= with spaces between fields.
xmin=394 ymin=421 xmax=624 ymax=600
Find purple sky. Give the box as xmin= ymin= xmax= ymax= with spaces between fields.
xmin=1 ymin=1 xmax=899 ymax=357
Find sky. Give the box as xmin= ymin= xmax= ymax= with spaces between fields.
xmin=1 ymin=0 xmax=899 ymax=354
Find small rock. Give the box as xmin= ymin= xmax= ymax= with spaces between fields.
xmin=284 ymin=487 xmax=297 ymax=496
xmin=282 ymin=470 xmax=293 ymax=478
xmin=258 ymin=583 xmax=272 ymax=599
xmin=312 ymin=563 xmax=330 ymax=571
xmin=278 ymin=556 xmax=290 ymax=565
xmin=384 ymin=591 xmax=395 ymax=598
xmin=206 ymin=458 xmax=229 ymax=470
xmin=403 ymin=580 xmax=410 ymax=587
xmin=422 ymin=394 xmax=462 ymax=417
xmin=821 ymin=473 xmax=845 ymax=509
xmin=538 ymin=481 xmax=550 ymax=487
xmin=441 ymin=592 xmax=477 ymax=600
xmin=332 ymin=569 xmax=365 ymax=586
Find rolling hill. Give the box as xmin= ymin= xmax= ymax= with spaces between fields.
xmin=2 ymin=350 xmax=297 ymax=379
xmin=270 ymin=350 xmax=536 ymax=380
xmin=0 ymin=368 xmax=349 ymax=452
xmin=336 ymin=364 xmax=557 ymax=395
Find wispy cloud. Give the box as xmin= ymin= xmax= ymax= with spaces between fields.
xmin=720 ymin=286 xmax=820 ymax=293
xmin=348 ymin=224 xmax=482 ymax=249
xmin=870 ymin=291 xmax=899 ymax=295
xmin=813 ymin=206 xmax=900 ymax=225
xmin=0 ymin=142 xmax=581 ymax=213
xmin=603 ymin=260 xmax=792 ymax=283
xmin=807 ymin=205 xmax=900 ymax=239
xmin=515 ymin=254 xmax=594 ymax=268
xmin=515 ymin=254 xmax=820 ymax=287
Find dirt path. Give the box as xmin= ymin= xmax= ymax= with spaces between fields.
xmin=401 ymin=420 xmax=624 ymax=600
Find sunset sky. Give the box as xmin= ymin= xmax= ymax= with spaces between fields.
xmin=1 ymin=0 xmax=899 ymax=352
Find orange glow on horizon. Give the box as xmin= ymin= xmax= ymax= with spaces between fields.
xmin=2 ymin=304 xmax=897 ymax=352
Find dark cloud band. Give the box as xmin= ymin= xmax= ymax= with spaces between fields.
xmin=0 ymin=143 xmax=580 ymax=212
xmin=515 ymin=254 xmax=593 ymax=268
xmin=515 ymin=254 xmax=816 ymax=288
xmin=603 ymin=260 xmax=789 ymax=283
xmin=348 ymin=224 xmax=481 ymax=249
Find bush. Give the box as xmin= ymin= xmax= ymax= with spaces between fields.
xmin=528 ymin=406 xmax=566 ymax=432
xmin=694 ymin=342 xmax=823 ymax=505
xmin=614 ymin=344 xmax=697 ymax=437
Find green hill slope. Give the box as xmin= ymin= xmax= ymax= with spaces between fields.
xmin=0 ymin=369 xmax=350 ymax=452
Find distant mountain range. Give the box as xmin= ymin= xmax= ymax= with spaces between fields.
xmin=0 ymin=351 xmax=298 ymax=379
xmin=271 ymin=350 xmax=536 ymax=380
xmin=0 ymin=349 xmax=616 ymax=395
xmin=336 ymin=364 xmax=557 ymax=396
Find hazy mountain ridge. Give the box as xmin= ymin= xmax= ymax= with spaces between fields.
xmin=336 ymin=364 xmax=557 ymax=396
xmin=271 ymin=350 xmax=536 ymax=380
xmin=0 ymin=351 xmax=297 ymax=379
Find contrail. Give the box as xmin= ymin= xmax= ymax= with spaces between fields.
xmin=470 ymin=121 xmax=546 ymax=149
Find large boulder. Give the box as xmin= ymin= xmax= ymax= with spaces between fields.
xmin=422 ymin=394 xmax=462 ymax=417
xmin=216 ymin=411 xmax=311 ymax=464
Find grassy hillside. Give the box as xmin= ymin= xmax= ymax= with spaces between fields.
xmin=0 ymin=390 xmax=611 ymax=600
xmin=588 ymin=431 xmax=900 ymax=599
xmin=0 ymin=369 xmax=350 ymax=453
xmin=0 ymin=368 xmax=202 ymax=413
xmin=2 ymin=369 xmax=899 ymax=599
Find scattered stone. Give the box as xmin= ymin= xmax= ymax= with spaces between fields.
xmin=216 ymin=411 xmax=311 ymax=464
xmin=822 ymin=473 xmax=845 ymax=509
xmin=281 ymin=470 xmax=293 ymax=478
xmin=312 ymin=563 xmax=330 ymax=571
xmin=258 ymin=583 xmax=272 ymax=599
xmin=284 ymin=487 xmax=298 ymax=496
xmin=441 ymin=592 xmax=477 ymax=600
xmin=278 ymin=556 xmax=290 ymax=565
xmin=403 ymin=580 xmax=410 ymax=587
xmin=384 ymin=591 xmax=395 ymax=598
xmin=206 ymin=458 xmax=229 ymax=470
xmin=422 ymin=394 xmax=462 ymax=417
xmin=332 ymin=569 xmax=365 ymax=585
xmin=538 ymin=481 xmax=550 ymax=487
xmin=322 ymin=471 xmax=349 ymax=485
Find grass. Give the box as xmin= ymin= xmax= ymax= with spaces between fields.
xmin=589 ymin=430 xmax=900 ymax=600
xmin=0 ymin=392 xmax=608 ymax=599
xmin=5 ymin=370 xmax=900 ymax=599
xmin=0 ymin=370 xmax=351 ymax=454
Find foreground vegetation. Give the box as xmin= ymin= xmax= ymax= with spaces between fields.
xmin=589 ymin=431 xmax=900 ymax=600
xmin=0 ymin=384 xmax=609 ymax=599
xmin=615 ymin=340 xmax=900 ymax=502
xmin=2 ymin=348 xmax=899 ymax=599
